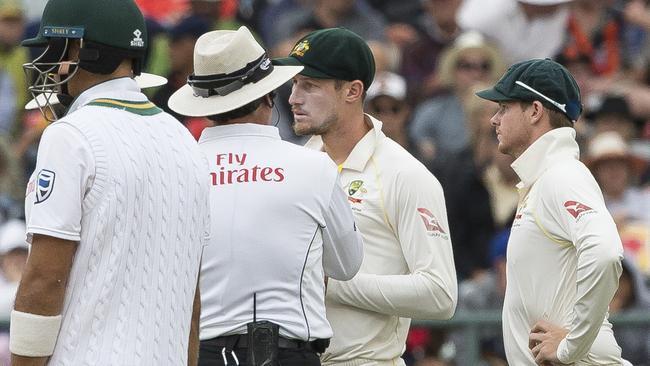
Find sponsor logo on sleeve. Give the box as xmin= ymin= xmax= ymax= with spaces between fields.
xmin=417 ymin=208 xmax=448 ymax=238
xmin=564 ymin=200 xmax=595 ymax=219
xmin=35 ymin=169 xmax=55 ymax=203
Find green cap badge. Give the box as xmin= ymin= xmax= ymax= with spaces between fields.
xmin=273 ymin=28 xmax=375 ymax=91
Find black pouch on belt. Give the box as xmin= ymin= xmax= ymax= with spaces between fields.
xmin=246 ymin=320 xmax=279 ymax=366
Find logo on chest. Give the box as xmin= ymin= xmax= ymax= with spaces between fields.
xmin=346 ymin=179 xmax=367 ymax=204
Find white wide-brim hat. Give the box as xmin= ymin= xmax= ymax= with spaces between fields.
xmin=24 ymin=73 xmax=168 ymax=110
xmin=168 ymin=26 xmax=303 ymax=117
xmin=518 ymin=0 xmax=572 ymax=5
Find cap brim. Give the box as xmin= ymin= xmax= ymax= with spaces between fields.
xmin=475 ymin=87 xmax=514 ymax=102
xmin=135 ymin=73 xmax=167 ymax=88
xmin=24 ymin=73 xmax=168 ymax=110
xmin=168 ymin=65 xmax=303 ymax=117
xmin=21 ymin=36 xmax=48 ymax=47
xmin=273 ymin=56 xmax=333 ymax=80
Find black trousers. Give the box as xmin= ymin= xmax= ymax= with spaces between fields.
xmin=198 ymin=342 xmax=321 ymax=366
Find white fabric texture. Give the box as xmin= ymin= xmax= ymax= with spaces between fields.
xmin=24 ymin=78 xmax=210 ymax=365
xmin=9 ymin=310 xmax=62 ymax=357
xmin=306 ymin=115 xmax=458 ymax=365
xmin=503 ymin=127 xmax=624 ymax=365
xmin=198 ymin=123 xmax=363 ymax=342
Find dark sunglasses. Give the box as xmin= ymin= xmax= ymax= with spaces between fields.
xmin=369 ymin=102 xmax=405 ymax=115
xmin=456 ymin=60 xmax=491 ymax=72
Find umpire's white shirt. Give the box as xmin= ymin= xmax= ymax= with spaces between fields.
xmin=198 ymin=123 xmax=363 ymax=341
xmin=307 ymin=115 xmax=458 ymax=366
xmin=504 ymin=127 xmax=623 ymax=365
xmin=24 ymin=78 xmax=210 ymax=365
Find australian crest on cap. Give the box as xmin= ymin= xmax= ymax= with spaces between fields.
xmin=291 ymin=40 xmax=310 ymax=57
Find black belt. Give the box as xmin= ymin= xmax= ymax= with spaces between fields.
xmin=202 ymin=334 xmax=329 ymax=351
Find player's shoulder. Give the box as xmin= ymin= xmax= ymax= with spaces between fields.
xmin=543 ymin=158 xmax=593 ymax=184
xmin=375 ymin=137 xmax=442 ymax=189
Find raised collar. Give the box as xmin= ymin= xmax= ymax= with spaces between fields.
xmin=304 ymin=114 xmax=385 ymax=172
xmin=511 ymin=127 xmax=580 ymax=189
xmin=199 ymin=123 xmax=281 ymax=143
xmin=67 ymin=77 xmax=144 ymax=115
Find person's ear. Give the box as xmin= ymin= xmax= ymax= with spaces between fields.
xmin=529 ymin=100 xmax=545 ymax=125
xmin=265 ymin=93 xmax=275 ymax=108
xmin=345 ymin=80 xmax=364 ymax=103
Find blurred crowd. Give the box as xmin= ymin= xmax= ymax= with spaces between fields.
xmin=2 ymin=0 xmax=650 ymax=365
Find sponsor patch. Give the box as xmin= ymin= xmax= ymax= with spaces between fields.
xmin=130 ymin=29 xmax=144 ymax=47
xmin=35 ymin=169 xmax=55 ymax=203
xmin=417 ymin=208 xmax=447 ymax=237
xmin=564 ymin=200 xmax=594 ymax=219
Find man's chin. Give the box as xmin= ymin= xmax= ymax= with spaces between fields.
xmin=293 ymin=121 xmax=315 ymax=136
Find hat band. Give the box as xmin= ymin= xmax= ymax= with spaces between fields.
xmin=188 ymin=54 xmax=273 ymax=98
xmin=515 ymin=80 xmax=575 ymax=121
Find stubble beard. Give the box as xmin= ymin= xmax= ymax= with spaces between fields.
xmin=293 ymin=111 xmax=338 ymax=136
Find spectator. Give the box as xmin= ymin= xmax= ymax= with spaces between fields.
xmin=559 ymin=0 xmax=633 ymax=77
xmin=585 ymin=94 xmax=642 ymax=141
xmin=457 ymin=0 xmax=572 ymax=64
xmin=0 ymin=69 xmax=16 ymax=136
xmin=586 ymin=131 xmax=650 ymax=275
xmin=152 ymin=15 xmax=212 ymax=139
xmin=609 ymin=257 xmax=650 ymax=366
xmin=0 ymin=136 xmax=23 ymax=222
xmin=409 ymin=32 xmax=504 ymax=172
xmin=0 ymin=0 xmax=28 ymax=137
xmin=365 ymin=71 xmax=413 ymax=150
xmin=399 ymin=0 xmax=463 ymax=101
xmin=0 ymin=219 xmax=27 ymax=320
xmin=266 ymin=0 xmax=387 ymax=50
xmin=450 ymin=228 xmax=510 ymax=366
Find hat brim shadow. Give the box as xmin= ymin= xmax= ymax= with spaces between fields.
xmin=586 ymin=154 xmax=648 ymax=177
xmin=168 ymin=65 xmax=303 ymax=117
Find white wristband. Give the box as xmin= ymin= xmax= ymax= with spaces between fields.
xmin=10 ymin=310 xmax=62 ymax=357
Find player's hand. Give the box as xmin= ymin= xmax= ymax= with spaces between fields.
xmin=529 ymin=320 xmax=568 ymax=365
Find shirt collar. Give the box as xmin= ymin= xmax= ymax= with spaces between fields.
xmin=511 ymin=127 xmax=580 ymax=189
xmin=199 ymin=123 xmax=281 ymax=143
xmin=304 ymin=114 xmax=385 ymax=172
xmin=67 ymin=77 xmax=144 ymax=114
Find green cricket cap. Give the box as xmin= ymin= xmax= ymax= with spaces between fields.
xmin=22 ymin=0 xmax=147 ymax=54
xmin=476 ymin=58 xmax=582 ymax=122
xmin=273 ymin=28 xmax=375 ymax=90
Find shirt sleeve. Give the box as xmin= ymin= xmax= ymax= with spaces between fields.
xmin=327 ymin=165 xmax=458 ymax=319
xmin=321 ymin=173 xmax=364 ymax=281
xmin=538 ymin=164 xmax=623 ymax=364
xmin=24 ymin=122 xmax=95 ymax=242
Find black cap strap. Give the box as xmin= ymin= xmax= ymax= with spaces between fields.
xmin=187 ymin=54 xmax=273 ymax=97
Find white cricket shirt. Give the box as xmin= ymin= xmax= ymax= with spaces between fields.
xmin=198 ymin=123 xmax=363 ymax=341
xmin=504 ymin=127 xmax=623 ymax=365
xmin=306 ymin=115 xmax=458 ymax=366
xmin=24 ymin=78 xmax=211 ymax=365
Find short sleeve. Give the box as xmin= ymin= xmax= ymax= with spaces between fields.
xmin=24 ymin=122 xmax=95 ymax=242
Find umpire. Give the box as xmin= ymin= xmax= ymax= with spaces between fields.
xmin=168 ymin=26 xmax=364 ymax=366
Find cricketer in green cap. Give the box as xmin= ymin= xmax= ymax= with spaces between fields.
xmin=477 ymin=58 xmax=582 ymax=123
xmin=21 ymin=0 xmax=149 ymax=120
xmin=475 ymin=58 xmax=629 ymax=366
xmin=476 ymin=58 xmax=583 ymax=157
xmin=273 ymin=27 xmax=375 ymax=91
